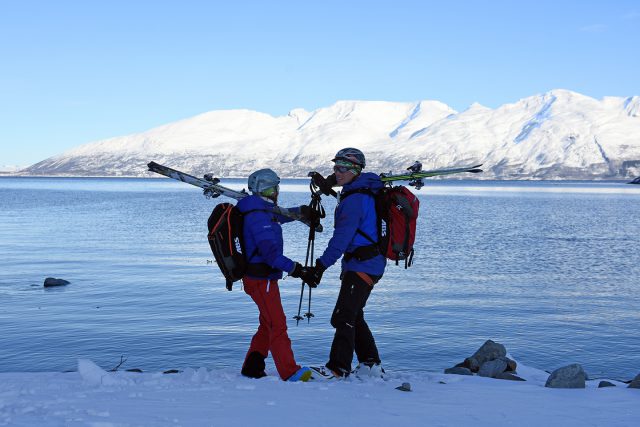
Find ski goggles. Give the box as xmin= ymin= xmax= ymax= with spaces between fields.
xmin=333 ymin=160 xmax=361 ymax=174
xmin=260 ymin=184 xmax=279 ymax=198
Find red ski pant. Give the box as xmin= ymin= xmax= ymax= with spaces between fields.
xmin=242 ymin=277 xmax=300 ymax=380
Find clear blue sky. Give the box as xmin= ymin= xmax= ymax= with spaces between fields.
xmin=1 ymin=0 xmax=638 ymax=165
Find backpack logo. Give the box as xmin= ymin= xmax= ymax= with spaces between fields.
xmin=380 ymin=221 xmax=388 ymax=238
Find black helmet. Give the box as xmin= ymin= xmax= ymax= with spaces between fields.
xmin=332 ymin=147 xmax=365 ymax=168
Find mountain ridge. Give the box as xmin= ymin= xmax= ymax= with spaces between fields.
xmin=20 ymin=89 xmax=640 ymax=179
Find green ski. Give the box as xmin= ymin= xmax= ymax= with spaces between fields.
xmin=380 ymin=163 xmax=483 ymax=181
xmin=379 ymin=162 xmax=483 ymax=189
xmin=310 ymin=162 xmax=483 ymax=194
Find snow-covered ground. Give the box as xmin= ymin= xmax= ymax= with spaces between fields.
xmin=0 ymin=359 xmax=637 ymax=426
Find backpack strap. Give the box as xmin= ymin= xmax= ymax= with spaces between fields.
xmin=343 ymin=243 xmax=380 ymax=262
xmin=240 ymin=208 xmax=262 ymax=263
xmin=340 ymin=188 xmax=380 ymax=262
xmin=340 ymin=187 xmax=378 ymax=244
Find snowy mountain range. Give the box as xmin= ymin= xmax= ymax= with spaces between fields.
xmin=21 ymin=89 xmax=640 ymax=179
xmin=0 ymin=164 xmax=27 ymax=173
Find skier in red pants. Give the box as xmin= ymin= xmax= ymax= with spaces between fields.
xmin=236 ymin=168 xmax=316 ymax=382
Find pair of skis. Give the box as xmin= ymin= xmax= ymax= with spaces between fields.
xmin=147 ymin=161 xmax=322 ymax=231
xmin=380 ymin=161 xmax=483 ymax=189
xmin=307 ymin=161 xmax=484 ymax=198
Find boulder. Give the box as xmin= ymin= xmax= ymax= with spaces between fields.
xmin=43 ymin=277 xmax=70 ymax=287
xmin=598 ymin=381 xmax=616 ymax=388
xmin=545 ymin=364 xmax=586 ymax=388
xmin=478 ymin=358 xmax=508 ymax=378
xmin=628 ymin=373 xmax=640 ymax=389
xmin=395 ymin=382 xmax=412 ymax=392
xmin=444 ymin=367 xmax=473 ymax=376
xmin=470 ymin=340 xmax=507 ymax=367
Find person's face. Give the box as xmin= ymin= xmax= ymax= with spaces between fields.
xmin=333 ymin=162 xmax=358 ymax=186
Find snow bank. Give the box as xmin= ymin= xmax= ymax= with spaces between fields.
xmin=0 ymin=360 xmax=637 ymax=426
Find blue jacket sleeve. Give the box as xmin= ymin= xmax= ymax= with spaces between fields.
xmin=246 ymin=211 xmax=295 ymax=273
xmin=274 ymin=206 xmax=298 ymax=224
xmin=318 ymin=197 xmax=362 ymax=268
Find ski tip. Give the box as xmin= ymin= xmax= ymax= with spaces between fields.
xmin=148 ymin=161 xmax=165 ymax=172
xmin=468 ymin=168 xmax=483 ymax=173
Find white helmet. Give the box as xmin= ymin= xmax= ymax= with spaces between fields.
xmin=248 ymin=168 xmax=280 ymax=195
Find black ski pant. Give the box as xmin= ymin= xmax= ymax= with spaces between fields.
xmin=326 ymin=271 xmax=381 ymax=376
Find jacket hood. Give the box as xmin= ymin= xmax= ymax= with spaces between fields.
xmin=342 ymin=172 xmax=384 ymax=193
xmin=236 ymin=194 xmax=275 ymax=213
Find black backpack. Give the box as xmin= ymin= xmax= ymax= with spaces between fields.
xmin=207 ymin=203 xmax=247 ymax=291
xmin=207 ymin=203 xmax=274 ymax=290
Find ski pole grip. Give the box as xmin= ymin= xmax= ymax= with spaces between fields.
xmin=308 ymin=171 xmax=337 ymax=197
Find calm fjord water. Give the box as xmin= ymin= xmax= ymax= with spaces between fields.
xmin=1 ymin=177 xmax=638 ymax=379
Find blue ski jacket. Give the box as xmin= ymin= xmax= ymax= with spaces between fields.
xmin=318 ymin=172 xmax=386 ymax=276
xmin=236 ymin=195 xmax=297 ymax=280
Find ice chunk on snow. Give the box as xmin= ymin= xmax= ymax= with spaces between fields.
xmin=77 ymin=359 xmax=128 ymax=386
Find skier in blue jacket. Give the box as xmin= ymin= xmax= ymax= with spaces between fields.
xmin=235 ymin=168 xmax=316 ymax=382
xmin=305 ymin=148 xmax=387 ymax=379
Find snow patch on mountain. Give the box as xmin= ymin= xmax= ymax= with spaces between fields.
xmin=514 ymin=93 xmax=557 ymax=144
xmin=0 ymin=164 xmax=26 ymax=173
xmin=624 ymin=96 xmax=640 ymax=117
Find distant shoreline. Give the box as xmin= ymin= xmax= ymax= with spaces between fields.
xmin=0 ymin=174 xmax=634 ymax=183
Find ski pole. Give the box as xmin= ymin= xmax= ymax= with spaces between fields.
xmin=304 ymin=236 xmax=315 ymax=323
xmin=293 ymin=234 xmax=313 ymax=325
xmin=294 ymin=182 xmax=324 ymax=325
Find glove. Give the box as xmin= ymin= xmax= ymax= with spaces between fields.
xmin=324 ymin=173 xmax=337 ymax=189
xmin=299 ymin=205 xmax=320 ymax=223
xmin=290 ymin=262 xmax=306 ymax=279
xmin=310 ymin=172 xmax=337 ymax=196
xmin=300 ymin=259 xmax=326 ymax=288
